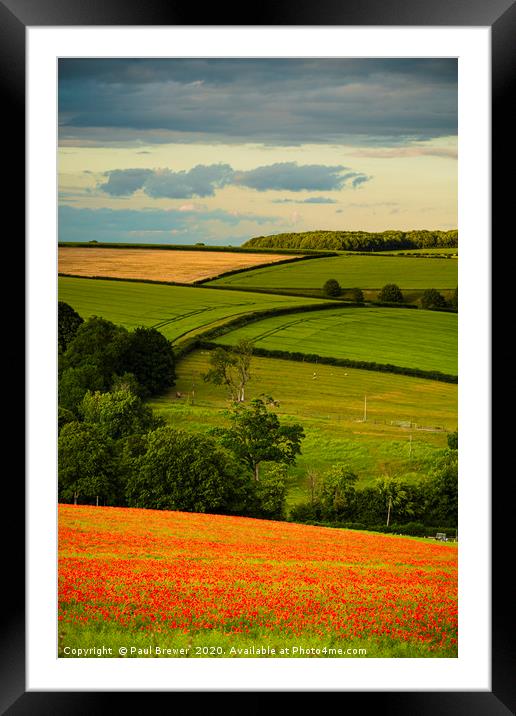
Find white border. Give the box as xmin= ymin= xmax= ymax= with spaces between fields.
xmin=27 ymin=26 xmax=491 ymax=691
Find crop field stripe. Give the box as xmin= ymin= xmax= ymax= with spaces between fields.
xmin=209 ymin=255 xmax=458 ymax=291
xmin=213 ymin=307 xmax=457 ymax=376
xmin=58 ymin=276 xmax=335 ymax=344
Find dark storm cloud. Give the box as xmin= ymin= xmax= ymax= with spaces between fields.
xmin=98 ymin=162 xmax=370 ymax=198
xmin=59 ymin=58 xmax=457 ymax=146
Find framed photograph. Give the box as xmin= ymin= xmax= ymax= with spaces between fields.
xmin=7 ymin=0 xmax=513 ymax=710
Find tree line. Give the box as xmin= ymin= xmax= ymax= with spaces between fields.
xmin=244 ymin=229 xmax=458 ymax=252
xmin=290 ymin=431 xmax=458 ymax=533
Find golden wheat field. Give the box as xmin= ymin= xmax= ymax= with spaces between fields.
xmin=58 ymin=247 xmax=302 ymax=284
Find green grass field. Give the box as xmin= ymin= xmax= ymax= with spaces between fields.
xmin=382 ymin=248 xmax=458 ymax=256
xmin=58 ymin=276 xmax=333 ymax=344
xmin=208 ymin=254 xmax=458 ymax=290
xmin=150 ymin=351 xmax=457 ymax=503
xmin=212 ymin=307 xmax=457 ymax=376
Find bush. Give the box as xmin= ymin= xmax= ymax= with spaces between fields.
xmin=421 ymin=288 xmax=447 ymax=310
xmin=323 ymin=278 xmax=342 ymax=297
xmin=450 ymin=287 xmax=458 ymax=311
xmin=447 ymin=430 xmax=458 ymax=450
xmin=288 ymin=502 xmax=323 ymax=523
xmin=349 ymin=287 xmax=364 ymax=303
xmin=378 ymin=283 xmax=404 ymax=303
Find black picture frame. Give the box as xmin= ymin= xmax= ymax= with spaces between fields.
xmin=6 ymin=0 xmax=514 ymax=712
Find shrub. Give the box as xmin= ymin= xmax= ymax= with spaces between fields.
xmin=323 ymin=278 xmax=342 ymax=297
xmin=450 ymin=287 xmax=458 ymax=311
xmin=349 ymin=287 xmax=364 ymax=303
xmin=378 ymin=283 xmax=404 ymax=303
xmin=421 ymin=288 xmax=447 ymax=310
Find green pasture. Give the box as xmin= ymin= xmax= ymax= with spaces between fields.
xmin=58 ymin=276 xmax=331 ymax=344
xmin=382 ymin=248 xmax=458 ymax=256
xmin=208 ymin=254 xmax=458 ymax=290
xmin=150 ymin=351 xmax=457 ymax=503
xmin=213 ymin=307 xmax=457 ymax=376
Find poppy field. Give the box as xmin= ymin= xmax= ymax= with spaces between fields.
xmin=58 ymin=504 xmax=458 ymax=658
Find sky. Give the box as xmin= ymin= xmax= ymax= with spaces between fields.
xmin=58 ymin=58 xmax=458 ymax=246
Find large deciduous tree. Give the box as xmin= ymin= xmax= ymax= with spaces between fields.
xmin=126 ymin=427 xmax=247 ymax=513
xmin=60 ymin=316 xmax=129 ymax=389
xmin=375 ymin=475 xmax=408 ymax=526
xmin=80 ymin=387 xmax=163 ymax=440
xmin=203 ymin=340 xmax=253 ymax=402
xmin=319 ymin=466 xmax=358 ymax=520
xmin=58 ymin=422 xmax=116 ymax=505
xmin=214 ymin=397 xmax=304 ymax=481
xmin=58 ymin=302 xmax=84 ymax=354
xmin=119 ymin=326 xmax=176 ymax=397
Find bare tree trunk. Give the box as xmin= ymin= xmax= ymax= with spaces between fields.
xmin=96 ymin=495 xmax=99 ymax=507
xmin=73 ymin=491 xmax=78 ymax=506
xmin=386 ymin=497 xmax=392 ymax=526
xmin=254 ymin=463 xmax=260 ymax=481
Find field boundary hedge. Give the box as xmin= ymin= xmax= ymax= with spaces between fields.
xmin=287 ymin=519 xmax=457 ymax=538
xmin=198 ymin=341 xmax=458 ymax=383
xmin=173 ymin=301 xmax=458 ymax=383
xmin=59 ymin=272 xmax=195 ymax=288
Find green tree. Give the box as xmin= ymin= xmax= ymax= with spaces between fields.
xmin=214 ymin=397 xmax=305 ymax=481
xmin=60 ymin=316 xmax=129 ymax=390
xmin=58 ymin=406 xmax=76 ymax=433
xmin=350 ymin=287 xmax=364 ymax=303
xmin=126 ymin=427 xmax=247 ymax=513
xmin=111 ymin=372 xmax=142 ymax=397
xmin=58 ymin=422 xmax=116 ymax=505
xmin=425 ymin=448 xmax=458 ymax=527
xmin=80 ymin=387 xmax=163 ymax=440
xmin=421 ymin=288 xmax=447 ymax=310
xmin=255 ymin=463 xmax=288 ymax=519
xmin=319 ymin=466 xmax=358 ymax=520
xmin=120 ymin=327 xmax=176 ymax=397
xmin=58 ymin=364 xmax=106 ymax=414
xmin=378 ymin=283 xmax=404 ymax=303
xmin=450 ymin=287 xmax=458 ymax=311
xmin=58 ymin=302 xmax=84 ymax=354
xmin=203 ymin=340 xmax=253 ymax=402
xmin=323 ymin=278 xmax=342 ymax=297
xmin=375 ymin=475 xmax=408 ymax=526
